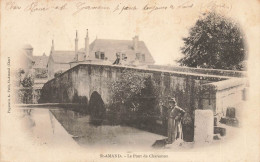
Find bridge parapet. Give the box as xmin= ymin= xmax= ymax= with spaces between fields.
xmin=148 ymin=65 xmax=247 ymax=78
xmin=44 ymin=63 xmax=233 ymax=86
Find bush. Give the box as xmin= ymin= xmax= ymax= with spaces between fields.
xmin=109 ymin=70 xmax=160 ymax=123
xmin=54 ymin=70 xmax=64 ymax=78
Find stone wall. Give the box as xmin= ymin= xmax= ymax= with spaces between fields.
xmin=200 ymin=78 xmax=247 ymax=116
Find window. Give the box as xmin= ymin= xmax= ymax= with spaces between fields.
xmin=136 ymin=53 xmax=140 ymax=60
xmin=95 ymin=51 xmax=100 ymax=59
xmin=141 ymin=54 xmax=145 ymax=62
xmin=100 ymin=52 xmax=105 ymax=60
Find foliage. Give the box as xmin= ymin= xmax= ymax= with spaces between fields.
xmin=19 ymin=88 xmax=33 ymax=104
xmin=21 ymin=75 xmax=34 ymax=87
xmin=110 ymin=70 xmax=147 ymax=108
xmin=35 ymin=68 xmax=48 ymax=78
xmin=54 ymin=70 xmax=64 ymax=78
xmin=15 ymin=68 xmax=25 ymax=87
xmin=178 ymin=12 xmax=247 ymax=70
xmin=16 ymin=74 xmax=34 ymax=104
xmin=110 ymin=70 xmax=160 ymax=115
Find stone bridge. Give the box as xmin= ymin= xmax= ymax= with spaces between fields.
xmin=40 ymin=63 xmax=247 ymax=140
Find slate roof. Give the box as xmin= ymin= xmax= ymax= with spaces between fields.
xmin=78 ymin=39 xmax=155 ymax=63
xmin=33 ymin=54 xmax=49 ymax=68
xmin=48 ymin=38 xmax=155 ymax=64
xmin=50 ymin=51 xmax=75 ymax=63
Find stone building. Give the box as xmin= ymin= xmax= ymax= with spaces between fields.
xmin=47 ymin=30 xmax=155 ymax=79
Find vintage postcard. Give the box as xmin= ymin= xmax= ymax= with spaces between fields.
xmin=1 ymin=0 xmax=260 ymax=161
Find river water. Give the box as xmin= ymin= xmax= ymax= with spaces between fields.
xmin=17 ymin=107 xmax=166 ymax=150
xmin=2 ymin=106 xmax=246 ymax=162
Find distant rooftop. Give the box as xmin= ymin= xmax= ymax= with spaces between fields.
xmin=51 ymin=51 xmax=75 ymax=63
xmin=33 ymin=53 xmax=49 ymax=68
xmin=49 ymin=37 xmax=155 ymax=64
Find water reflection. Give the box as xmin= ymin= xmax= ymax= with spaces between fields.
xmin=50 ymin=109 xmax=166 ymax=149
xmin=18 ymin=108 xmax=79 ymax=147
xmin=21 ymin=109 xmax=36 ymax=130
xmin=19 ymin=108 xmax=166 ymax=149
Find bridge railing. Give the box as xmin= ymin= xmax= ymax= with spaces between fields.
xmin=46 ymin=63 xmax=240 ymax=84
xmin=148 ymin=64 xmax=247 ymax=78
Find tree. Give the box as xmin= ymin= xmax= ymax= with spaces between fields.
xmin=19 ymin=75 xmax=34 ymax=104
xmin=35 ymin=68 xmax=48 ymax=78
xmin=178 ymin=12 xmax=247 ymax=70
xmin=21 ymin=75 xmax=34 ymax=87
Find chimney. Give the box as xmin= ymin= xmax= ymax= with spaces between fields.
xmin=85 ymin=29 xmax=89 ymax=59
xmin=133 ymin=35 xmax=139 ymax=51
xmin=75 ymin=30 xmax=78 ymax=61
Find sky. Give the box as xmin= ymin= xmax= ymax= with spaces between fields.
xmin=1 ymin=0 xmax=259 ymax=65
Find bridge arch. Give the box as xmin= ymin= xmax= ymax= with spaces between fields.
xmin=88 ymin=91 xmax=106 ymax=124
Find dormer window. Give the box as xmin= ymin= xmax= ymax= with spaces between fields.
xmin=141 ymin=54 xmax=145 ymax=62
xmin=95 ymin=51 xmax=105 ymax=59
xmin=136 ymin=53 xmax=140 ymax=60
xmin=95 ymin=51 xmax=100 ymax=59
xmin=100 ymin=52 xmax=105 ymax=60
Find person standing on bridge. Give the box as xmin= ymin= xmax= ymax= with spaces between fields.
xmin=166 ymin=98 xmax=186 ymax=144
xmin=121 ymin=57 xmax=129 ymax=66
xmin=113 ymin=53 xmax=121 ymax=65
